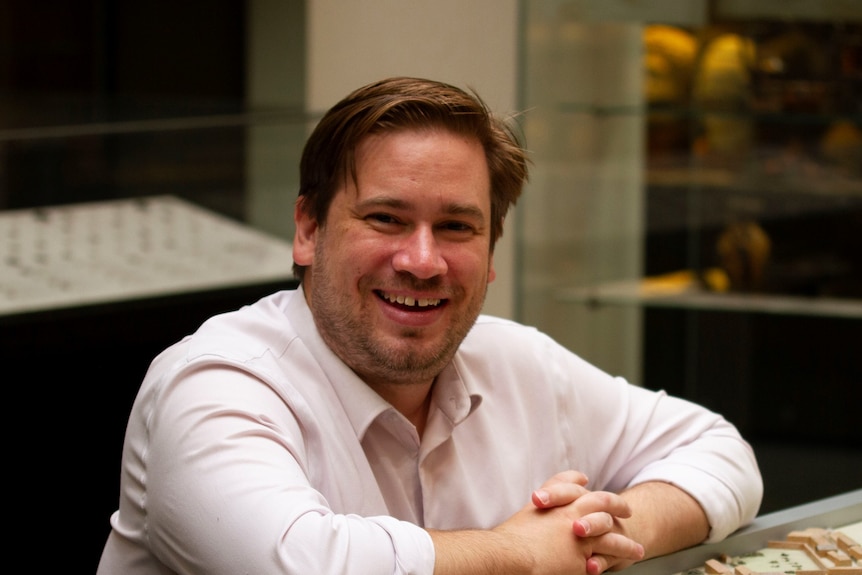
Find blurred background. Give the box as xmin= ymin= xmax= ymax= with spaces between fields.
xmin=1 ymin=0 xmax=859 ymax=570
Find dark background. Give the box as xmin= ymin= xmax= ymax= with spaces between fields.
xmin=2 ymin=1 xmax=261 ymax=570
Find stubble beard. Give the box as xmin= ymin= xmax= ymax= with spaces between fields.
xmin=308 ymin=263 xmax=487 ymax=387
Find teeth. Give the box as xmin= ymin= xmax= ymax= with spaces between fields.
xmin=383 ymin=292 xmax=441 ymax=307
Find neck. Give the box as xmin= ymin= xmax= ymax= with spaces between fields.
xmin=368 ymin=379 xmax=434 ymax=438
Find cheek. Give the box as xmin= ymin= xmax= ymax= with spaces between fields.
xmin=331 ymin=233 xmax=392 ymax=275
xmin=447 ymin=247 xmax=494 ymax=282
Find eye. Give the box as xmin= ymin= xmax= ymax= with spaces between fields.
xmin=368 ymin=212 xmax=400 ymax=225
xmin=440 ymin=221 xmax=475 ymax=233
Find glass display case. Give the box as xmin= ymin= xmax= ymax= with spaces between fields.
xmin=0 ymin=109 xmax=305 ymax=572
xmin=1 ymin=5 xmax=306 ymax=567
xmin=627 ymin=488 xmax=862 ymax=575
xmin=517 ymin=0 xmax=861 ymax=513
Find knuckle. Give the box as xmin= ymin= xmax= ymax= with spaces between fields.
xmin=589 ymin=490 xmax=614 ymax=508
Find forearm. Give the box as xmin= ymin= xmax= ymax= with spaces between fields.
xmin=613 ymin=389 xmax=763 ymax=543
xmin=429 ymin=529 xmax=533 ymax=575
xmin=618 ymin=481 xmax=710 ymax=560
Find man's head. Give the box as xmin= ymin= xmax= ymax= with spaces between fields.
xmin=291 ymin=77 xmax=529 ymax=390
xmin=292 ymin=77 xmax=528 ymax=281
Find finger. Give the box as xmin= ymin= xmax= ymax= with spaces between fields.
xmin=532 ymin=481 xmax=592 ymax=509
xmin=572 ymin=511 xmax=615 ymax=537
xmin=544 ymin=470 xmax=589 ymax=488
xmin=571 ymin=490 xmax=633 ymax=519
xmin=587 ymin=551 xmax=641 ymax=575
xmin=585 ymin=532 xmax=645 ymax=565
xmin=586 ymin=555 xmax=606 ymax=575
xmin=531 ymin=470 xmax=590 ymax=508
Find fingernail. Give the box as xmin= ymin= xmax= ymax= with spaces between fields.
xmin=534 ymin=489 xmax=550 ymax=505
xmin=577 ymin=519 xmax=590 ymax=535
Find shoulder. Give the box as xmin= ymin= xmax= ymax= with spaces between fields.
xmin=463 ymin=314 xmax=562 ymax=357
xmin=179 ymin=289 xmax=301 ymax=364
xmin=457 ymin=314 xmax=612 ymax=385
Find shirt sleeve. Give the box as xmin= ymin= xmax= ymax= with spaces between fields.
xmin=545 ymin=335 xmax=763 ymax=543
xmin=617 ymin=386 xmax=764 ymax=542
xmin=138 ymin=362 xmax=436 ymax=574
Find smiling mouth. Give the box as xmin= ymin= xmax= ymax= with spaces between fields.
xmin=377 ymin=290 xmax=444 ymax=309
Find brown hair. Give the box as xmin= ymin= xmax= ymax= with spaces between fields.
xmin=293 ymin=76 xmax=529 ymax=280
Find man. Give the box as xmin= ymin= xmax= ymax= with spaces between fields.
xmin=98 ymin=77 xmax=762 ymax=574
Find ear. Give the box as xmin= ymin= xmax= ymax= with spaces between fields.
xmin=487 ymin=252 xmax=496 ymax=284
xmin=292 ymin=198 xmax=318 ymax=266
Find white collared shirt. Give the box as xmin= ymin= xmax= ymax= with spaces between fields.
xmin=97 ymin=286 xmax=762 ymax=574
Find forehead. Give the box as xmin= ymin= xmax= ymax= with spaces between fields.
xmin=353 ymin=128 xmax=489 ymax=188
xmin=346 ymin=130 xmax=491 ymax=219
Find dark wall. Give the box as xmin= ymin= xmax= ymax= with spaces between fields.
xmin=3 ymin=282 xmax=298 ymax=572
xmin=1 ymin=2 xmax=257 ymax=569
xmin=0 ymin=0 xmax=246 ymax=105
xmin=0 ymin=0 xmax=249 ymax=215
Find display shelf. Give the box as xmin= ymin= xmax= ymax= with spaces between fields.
xmin=0 ymin=195 xmax=296 ymax=317
xmin=0 ymin=195 xmax=300 ymax=573
xmin=556 ymin=273 xmax=862 ymax=319
xmin=623 ymin=489 xmax=862 ymax=575
xmin=646 ymin=165 xmax=862 ymax=200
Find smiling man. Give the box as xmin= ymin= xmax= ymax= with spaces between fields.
xmin=295 ymin=127 xmax=493 ymax=434
xmin=98 ymin=77 xmax=763 ymax=575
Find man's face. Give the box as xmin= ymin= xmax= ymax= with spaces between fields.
xmin=293 ymin=127 xmax=495 ymax=388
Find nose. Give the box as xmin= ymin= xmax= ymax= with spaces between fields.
xmin=392 ymin=226 xmax=448 ymax=279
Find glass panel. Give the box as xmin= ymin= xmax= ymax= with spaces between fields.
xmin=518 ymin=0 xmax=862 ymax=513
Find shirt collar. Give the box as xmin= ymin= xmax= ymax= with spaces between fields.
xmin=287 ymin=286 xmax=390 ymax=439
xmin=287 ymin=285 xmax=483 ymax=439
xmin=431 ymin=360 xmax=483 ymax=426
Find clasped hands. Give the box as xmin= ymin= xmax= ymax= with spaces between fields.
xmin=494 ymin=470 xmax=645 ymax=575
